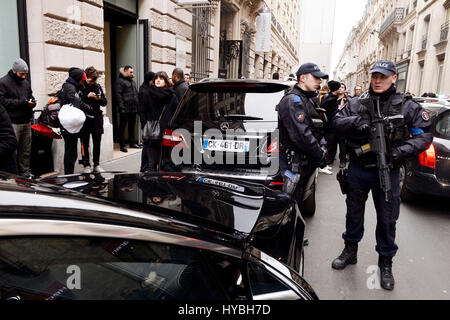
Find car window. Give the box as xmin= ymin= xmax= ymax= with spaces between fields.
xmin=435 ymin=111 xmax=450 ymax=140
xmin=247 ymin=263 xmax=301 ymax=300
xmin=177 ymin=91 xmax=285 ymax=123
xmin=0 ymin=237 xmax=227 ymax=300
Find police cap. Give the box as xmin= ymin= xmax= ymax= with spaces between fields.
xmin=370 ymin=60 xmax=397 ymax=76
xmin=296 ymin=63 xmax=329 ymax=79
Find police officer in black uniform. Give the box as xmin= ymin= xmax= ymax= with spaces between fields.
xmin=276 ymin=63 xmax=328 ymax=204
xmin=331 ymin=60 xmax=433 ymax=290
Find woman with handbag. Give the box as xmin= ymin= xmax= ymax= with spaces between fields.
xmin=139 ymin=71 xmax=179 ymax=172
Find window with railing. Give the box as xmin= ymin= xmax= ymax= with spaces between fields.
xmin=441 ymin=22 xmax=449 ymax=42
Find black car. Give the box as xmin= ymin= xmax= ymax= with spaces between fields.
xmin=159 ymin=79 xmax=319 ymax=216
xmin=0 ymin=172 xmax=318 ymax=300
xmin=400 ymin=101 xmax=450 ymax=201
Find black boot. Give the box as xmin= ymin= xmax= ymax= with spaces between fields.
xmin=332 ymin=241 xmax=358 ymax=270
xmin=378 ymin=255 xmax=395 ymax=290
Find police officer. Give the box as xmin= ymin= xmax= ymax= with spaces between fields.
xmin=276 ymin=63 xmax=328 ymax=202
xmin=331 ymin=60 xmax=433 ymax=290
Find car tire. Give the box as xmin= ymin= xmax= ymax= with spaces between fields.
xmin=400 ymin=165 xmax=416 ymax=202
xmin=298 ymin=182 xmax=316 ymax=217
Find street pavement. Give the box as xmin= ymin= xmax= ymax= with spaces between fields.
xmin=100 ymin=151 xmax=450 ymax=300
xmin=303 ymin=162 xmax=450 ymax=300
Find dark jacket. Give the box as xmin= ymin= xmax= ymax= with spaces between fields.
xmin=173 ymin=79 xmax=189 ymax=102
xmin=0 ymin=104 xmax=18 ymax=174
xmin=81 ymin=82 xmax=107 ymax=135
xmin=276 ymin=85 xmax=326 ymax=163
xmin=139 ymin=86 xmax=179 ymax=133
xmin=59 ymin=77 xmax=91 ymax=113
xmin=0 ymin=70 xmax=35 ymax=124
xmin=320 ymin=93 xmax=339 ymax=131
xmin=115 ymin=73 xmax=139 ymax=114
xmin=332 ymin=87 xmax=433 ymax=165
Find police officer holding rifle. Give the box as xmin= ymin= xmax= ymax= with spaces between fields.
xmin=331 ymin=60 xmax=433 ymax=290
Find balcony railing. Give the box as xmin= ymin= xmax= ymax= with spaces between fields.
xmin=440 ymin=22 xmax=449 ymax=42
xmin=379 ymin=8 xmax=405 ymax=35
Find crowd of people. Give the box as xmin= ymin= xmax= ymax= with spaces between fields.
xmin=0 ymin=58 xmax=190 ymax=176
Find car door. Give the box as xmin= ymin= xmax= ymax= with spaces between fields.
xmin=0 ymin=218 xmax=240 ymax=300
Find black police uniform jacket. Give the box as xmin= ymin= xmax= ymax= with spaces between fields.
xmin=276 ymin=85 xmax=326 ymax=164
xmin=331 ymin=87 xmax=433 ymax=166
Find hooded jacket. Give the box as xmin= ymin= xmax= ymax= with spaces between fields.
xmin=114 ymin=68 xmax=139 ymax=113
xmin=0 ymin=70 xmax=35 ymax=124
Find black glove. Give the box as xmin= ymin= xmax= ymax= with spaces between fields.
xmin=355 ymin=118 xmax=371 ymax=133
xmin=391 ymin=148 xmax=403 ymax=166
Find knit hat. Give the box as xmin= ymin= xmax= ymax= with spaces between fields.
xmin=328 ymin=80 xmax=341 ymax=93
xmin=12 ymin=58 xmax=29 ymax=72
xmin=69 ymin=67 xmax=87 ymax=82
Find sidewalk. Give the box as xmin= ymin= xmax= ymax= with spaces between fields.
xmin=101 ymin=144 xmax=142 ymax=172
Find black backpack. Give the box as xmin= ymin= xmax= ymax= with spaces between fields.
xmin=38 ymin=89 xmax=63 ymax=128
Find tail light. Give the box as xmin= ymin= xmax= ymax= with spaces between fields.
xmin=418 ymin=143 xmax=436 ymax=169
xmin=269 ymin=181 xmax=284 ymax=186
xmin=162 ymin=129 xmax=188 ymax=148
xmin=267 ymin=137 xmax=279 ymax=154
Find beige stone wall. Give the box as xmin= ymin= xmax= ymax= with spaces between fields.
xmin=337 ymin=0 xmax=450 ymax=96
xmin=27 ymin=0 xmax=108 ymax=173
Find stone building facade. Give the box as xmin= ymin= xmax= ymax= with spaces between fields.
xmin=335 ymin=0 xmax=450 ymax=97
xmin=13 ymin=0 xmax=300 ymax=174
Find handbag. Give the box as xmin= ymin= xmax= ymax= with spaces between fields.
xmin=141 ymin=104 xmax=167 ymax=141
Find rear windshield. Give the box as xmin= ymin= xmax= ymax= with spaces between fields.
xmin=176 ymin=89 xmax=287 ymax=123
xmin=435 ymin=110 xmax=450 ymax=140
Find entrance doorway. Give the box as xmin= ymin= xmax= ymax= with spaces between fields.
xmin=104 ymin=2 xmax=148 ymax=143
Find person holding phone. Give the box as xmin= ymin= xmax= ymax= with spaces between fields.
xmin=0 ymin=58 xmax=36 ymax=178
xmin=80 ymin=66 xmax=108 ymax=173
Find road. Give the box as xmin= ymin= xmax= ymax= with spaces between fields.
xmin=98 ymin=151 xmax=450 ymax=300
xmin=303 ymin=162 xmax=450 ymax=300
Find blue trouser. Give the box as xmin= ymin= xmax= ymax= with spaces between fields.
xmin=343 ymin=161 xmax=400 ymax=257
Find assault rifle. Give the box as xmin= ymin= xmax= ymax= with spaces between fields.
xmin=354 ymin=96 xmax=392 ymax=202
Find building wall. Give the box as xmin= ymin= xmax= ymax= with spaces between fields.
xmin=299 ymin=0 xmax=336 ymax=75
xmin=335 ymin=0 xmax=450 ymax=97
xmin=26 ymin=0 xmax=112 ymax=173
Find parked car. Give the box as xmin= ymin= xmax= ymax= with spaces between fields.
xmin=159 ymin=79 xmax=319 ymax=216
xmin=0 ymin=172 xmax=318 ymax=300
xmin=400 ymin=100 xmax=450 ymax=201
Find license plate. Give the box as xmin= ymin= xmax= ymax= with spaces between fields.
xmin=198 ymin=177 xmax=245 ymax=192
xmin=203 ymin=139 xmax=249 ymax=152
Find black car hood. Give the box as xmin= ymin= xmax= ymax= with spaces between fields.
xmin=37 ymin=172 xmax=293 ymax=235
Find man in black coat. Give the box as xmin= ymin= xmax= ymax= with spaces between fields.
xmin=115 ymin=66 xmax=140 ymax=152
xmin=0 ymin=103 xmax=18 ymax=175
xmin=331 ymin=60 xmax=433 ymax=290
xmin=0 ymin=58 xmax=36 ymax=178
xmin=172 ymin=68 xmax=189 ymax=103
xmin=59 ymin=67 xmax=92 ymax=174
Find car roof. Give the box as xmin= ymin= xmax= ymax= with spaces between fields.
xmin=189 ymin=79 xmax=292 ymax=93
xmin=0 ymin=172 xmax=248 ymax=249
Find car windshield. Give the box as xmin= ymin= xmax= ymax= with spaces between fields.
xmin=176 ymin=90 xmax=286 ymax=131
